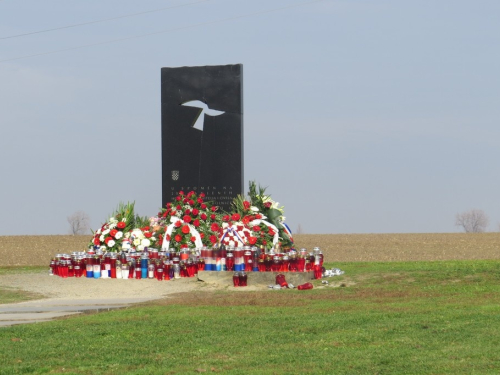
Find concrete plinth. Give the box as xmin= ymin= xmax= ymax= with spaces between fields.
xmin=197 ymin=271 xmax=314 ymax=286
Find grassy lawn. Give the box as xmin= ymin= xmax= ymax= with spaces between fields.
xmin=1 ymin=260 xmax=500 ymax=374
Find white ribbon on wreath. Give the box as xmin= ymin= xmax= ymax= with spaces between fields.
xmin=161 ymin=216 xmax=203 ymax=250
xmin=249 ymin=219 xmax=280 ymax=245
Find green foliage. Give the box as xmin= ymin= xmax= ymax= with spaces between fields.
xmin=230 ymin=181 xmax=294 ymax=249
xmin=109 ymin=201 xmax=137 ymax=230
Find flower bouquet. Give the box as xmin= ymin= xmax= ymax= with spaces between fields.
xmin=230 ymin=181 xmax=294 ymax=250
xmin=153 ymin=190 xmax=221 ymax=251
xmin=89 ymin=202 xmax=153 ymax=252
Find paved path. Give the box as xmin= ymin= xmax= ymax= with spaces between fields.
xmin=0 ymin=297 xmax=157 ymax=327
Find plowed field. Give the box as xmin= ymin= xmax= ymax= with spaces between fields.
xmin=1 ymin=233 xmax=499 ymax=267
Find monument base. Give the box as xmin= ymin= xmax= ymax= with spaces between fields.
xmin=197 ymin=271 xmax=314 ymax=286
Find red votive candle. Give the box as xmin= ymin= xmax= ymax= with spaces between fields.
xmin=233 ymin=272 xmax=240 ymax=287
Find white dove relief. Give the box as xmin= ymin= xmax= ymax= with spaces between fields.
xmin=181 ymin=100 xmax=225 ymax=131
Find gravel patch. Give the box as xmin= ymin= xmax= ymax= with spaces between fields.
xmin=0 ymin=271 xmax=202 ymax=300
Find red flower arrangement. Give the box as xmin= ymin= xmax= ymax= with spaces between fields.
xmin=153 ymin=191 xmax=221 ymax=251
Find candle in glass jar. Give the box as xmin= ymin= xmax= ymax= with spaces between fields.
xmin=116 ymin=261 xmax=122 ymax=279
xmin=297 ymin=282 xmax=313 ymax=290
xmin=93 ymin=260 xmax=101 ymax=279
xmin=135 ymin=264 xmax=142 ymax=279
xmin=233 ymin=272 xmax=240 ymax=287
xmin=110 ymin=253 xmax=117 ymax=278
xmin=86 ymin=255 xmax=93 ymax=278
xmin=239 ymin=271 xmax=248 ymax=287
xmin=173 ymin=264 xmax=180 ymax=279
xmin=121 ymin=263 xmax=129 ymax=279
xmin=128 ymin=260 xmax=135 ymax=279
xmin=141 ymin=254 xmax=148 ymax=279
xmin=68 ymin=261 xmax=74 ymax=277
xmin=73 ymin=261 xmax=81 ymax=278
xmin=156 ymin=267 xmax=164 ymax=280
xmin=148 ymin=263 xmax=155 ymax=279
xmin=101 ymin=259 xmax=108 ymax=279
xmin=225 ymin=253 xmax=234 ymax=271
xmin=313 ymin=264 xmax=323 ymax=279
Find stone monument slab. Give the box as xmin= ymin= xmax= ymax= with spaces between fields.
xmin=161 ymin=64 xmax=243 ymax=212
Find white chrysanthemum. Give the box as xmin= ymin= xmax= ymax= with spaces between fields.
xmin=141 ymin=239 xmax=151 ymax=247
xmin=131 ymin=229 xmax=145 ymax=239
xmin=102 ymin=229 xmax=110 ymax=236
xmin=99 ymin=235 xmax=104 ymax=242
xmin=108 ymin=240 xmax=116 ymax=248
xmin=109 ymin=223 xmax=117 ymax=229
xmin=115 ymin=231 xmax=123 ymax=240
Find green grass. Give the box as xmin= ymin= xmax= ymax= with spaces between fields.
xmin=1 ymin=260 xmax=500 ymax=374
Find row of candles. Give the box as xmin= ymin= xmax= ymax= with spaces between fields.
xmin=49 ymin=246 xmax=325 ymax=280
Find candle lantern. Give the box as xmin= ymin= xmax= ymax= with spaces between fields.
xmin=233 ymin=272 xmax=240 ymax=287
xmin=225 ymin=253 xmax=234 ymax=271
xmin=272 ymin=255 xmax=281 ymax=272
xmin=234 ymin=248 xmax=244 ymax=271
xmin=243 ymin=250 xmax=252 ymax=272
xmin=121 ymin=262 xmax=129 ymax=279
xmin=93 ymin=257 xmax=101 ymax=279
xmin=239 ymin=271 xmax=248 ymax=287
xmin=173 ymin=264 xmax=181 ymax=279
xmin=141 ymin=253 xmax=148 ymax=279
xmin=148 ymin=263 xmax=155 ymax=279
xmin=156 ymin=265 xmax=164 ymax=281
xmin=110 ymin=253 xmax=117 ymax=278
xmin=86 ymin=254 xmax=93 ymax=278
xmin=127 ymin=259 xmax=134 ymax=279
xmin=115 ymin=260 xmax=122 ymax=279
xmin=282 ymin=255 xmax=290 ymax=272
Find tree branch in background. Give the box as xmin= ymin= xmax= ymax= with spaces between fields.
xmin=67 ymin=211 xmax=90 ymax=235
xmin=455 ymin=209 xmax=489 ymax=233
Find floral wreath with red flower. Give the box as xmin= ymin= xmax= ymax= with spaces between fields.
xmin=153 ymin=190 xmax=221 ymax=251
xmin=89 ymin=202 xmax=154 ymax=252
xmin=229 ymin=181 xmax=294 ymax=250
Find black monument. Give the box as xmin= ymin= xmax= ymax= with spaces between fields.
xmin=161 ymin=64 xmax=243 ymax=212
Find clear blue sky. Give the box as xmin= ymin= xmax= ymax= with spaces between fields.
xmin=1 ymin=0 xmax=499 ymax=235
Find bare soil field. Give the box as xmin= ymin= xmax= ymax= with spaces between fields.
xmin=1 ymin=233 xmax=499 ymax=267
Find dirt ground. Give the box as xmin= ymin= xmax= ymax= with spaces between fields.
xmin=0 ymin=233 xmax=499 ymax=301
xmin=1 ymin=233 xmax=499 ymax=267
